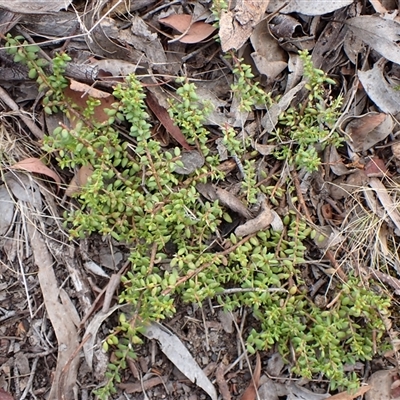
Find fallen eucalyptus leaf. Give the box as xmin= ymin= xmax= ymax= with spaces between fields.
xmin=219 ymin=0 xmax=270 ymax=52
xmin=261 ymin=82 xmax=305 ymax=134
xmin=4 ymin=172 xmax=42 ymax=209
xmin=347 ymin=16 xmax=400 ymax=65
xmin=358 ymin=60 xmax=400 ymax=115
xmin=173 ymin=151 xmax=204 ymax=175
xmin=143 ymin=322 xmax=217 ymax=400
xmin=235 ymin=201 xmax=273 ymax=237
xmin=343 ymin=112 xmax=393 ymax=152
xmin=268 ymin=0 xmax=353 ymax=15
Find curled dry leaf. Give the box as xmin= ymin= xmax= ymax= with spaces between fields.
xmin=69 ymin=78 xmax=111 ymax=99
xmin=268 ymin=0 xmax=353 ymax=16
xmin=145 ymin=91 xmax=192 ymax=150
xmin=342 ymin=112 xmax=393 ymax=152
xmin=65 ymin=165 xmax=94 ymax=197
xmin=215 ymin=363 xmax=231 ymax=400
xmin=219 ymin=0 xmax=270 ymax=52
xmin=347 ymin=16 xmax=400 ymax=65
xmin=261 ymin=81 xmax=305 ymax=134
xmin=235 ymin=201 xmax=273 ymax=237
xmin=4 ymin=171 xmax=42 ymax=208
xmin=240 ymin=353 xmax=261 ymax=400
xmin=253 ymin=141 xmax=276 ymax=156
xmin=365 ymin=157 xmax=388 ymax=177
xmin=250 ymin=19 xmax=287 ymax=81
xmin=10 ymin=157 xmax=61 ymax=189
xmin=214 ymin=186 xmax=252 ymax=219
xmin=196 ymin=183 xmax=252 ymax=219
xmin=328 ymin=145 xmax=350 ymax=176
xmin=159 ymin=14 xmax=216 ymax=44
xmin=358 ymin=60 xmax=400 ymax=115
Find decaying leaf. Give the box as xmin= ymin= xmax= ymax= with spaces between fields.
xmin=143 ymin=322 xmax=217 ymax=400
xmin=268 ymin=0 xmax=353 ymax=15
xmin=392 ymin=141 xmax=400 ymax=160
xmin=69 ymin=78 xmax=111 ymax=99
xmin=367 ymin=370 xmax=397 ymax=400
xmin=329 ymin=385 xmax=371 ymax=400
xmin=128 ymin=15 xmax=167 ymax=64
xmin=328 ymin=145 xmax=350 ymax=176
xmin=266 ymin=353 xmax=285 ymax=376
xmin=65 ymin=165 xmax=94 ymax=197
xmin=0 ymin=186 xmax=15 ymax=235
xmin=159 ymin=14 xmax=216 ymax=44
xmin=83 ymin=304 xmax=124 ymax=370
xmin=10 ymin=157 xmax=61 ymax=188
xmin=173 ymin=150 xmax=204 ymax=175
xmin=214 ymin=186 xmax=252 ymax=219
xmin=261 ymin=81 xmax=305 ymax=133
xmin=145 ymin=91 xmax=192 ymax=150
xmin=253 ymin=141 xmax=276 ymax=156
xmin=89 ymin=58 xmax=139 ymax=78
xmin=235 ymin=201 xmax=274 ymax=237
xmin=365 ymin=156 xmax=388 ymax=177
xmin=371 ymin=269 xmax=400 ymax=296
xmin=27 ymin=216 xmax=79 ymax=400
xmin=328 ymin=170 xmax=369 ymax=200
xmin=196 ymin=183 xmax=252 ymax=219
xmin=369 ymin=178 xmax=400 ymax=234
xmin=347 ymin=16 xmax=400 ymax=65
xmin=285 ymin=382 xmax=332 ymax=400
xmin=250 ymin=19 xmax=287 ymax=81
xmin=118 ymin=376 xmax=168 ymax=394
xmin=240 ymin=353 xmax=261 ymax=400
xmin=215 ymin=363 xmax=231 ymax=400
xmin=219 ymin=0 xmax=270 ymax=52
xmin=64 ymin=84 xmax=115 ymax=125
xmin=257 ymin=377 xmax=284 ymax=400
xmin=343 ymin=112 xmax=393 ymax=152
xmin=0 ymin=0 xmax=72 ymax=13
xmin=4 ymin=172 xmax=42 ymax=209
xmin=358 ymin=60 xmax=400 ymax=115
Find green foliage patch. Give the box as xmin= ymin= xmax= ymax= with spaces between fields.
xmin=5 ymin=33 xmax=391 ymax=398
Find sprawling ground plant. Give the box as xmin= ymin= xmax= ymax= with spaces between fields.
xmin=5 ymin=33 xmax=392 ymax=398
